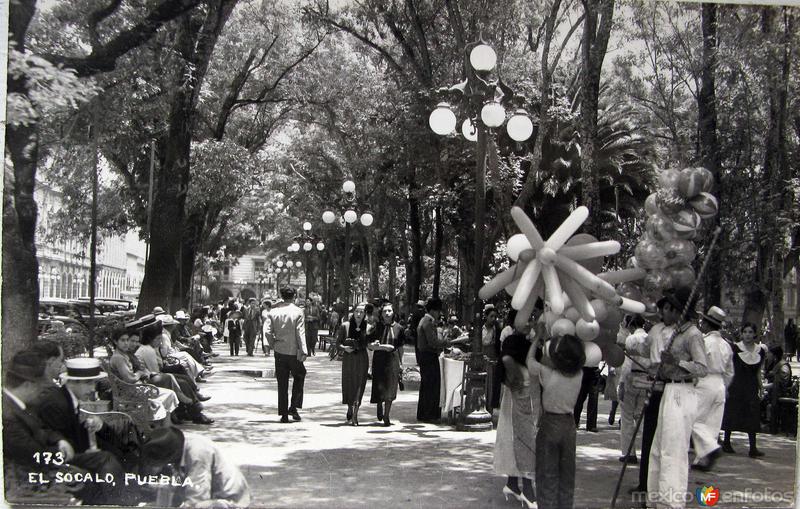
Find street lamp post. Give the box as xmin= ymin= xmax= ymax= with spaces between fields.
xmin=322 ymin=180 xmax=373 ymax=307
xmin=429 ymin=39 xmax=534 ymax=431
xmin=289 ymin=221 xmax=325 ymax=300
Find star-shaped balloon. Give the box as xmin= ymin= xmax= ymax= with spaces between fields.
xmin=480 ymin=206 xmax=647 ymax=331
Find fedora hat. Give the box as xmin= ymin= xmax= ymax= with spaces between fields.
xmin=156 ymin=314 xmax=178 ymax=326
xmin=415 ymin=300 xmax=425 ymax=307
xmin=125 ymin=314 xmax=157 ymax=332
xmin=62 ymin=358 xmax=107 ymax=381
xmin=656 ymin=287 xmax=697 ymax=318
xmin=152 ymin=306 xmax=166 ymax=316
xmin=700 ymin=306 xmax=727 ymax=327
xmin=174 ymin=310 xmax=189 ymax=321
xmin=7 ymin=351 xmax=46 ymax=382
xmin=140 ymin=427 xmax=185 ymax=467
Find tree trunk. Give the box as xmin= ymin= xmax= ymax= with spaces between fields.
xmin=3 ymin=0 xmax=42 ymax=361
xmin=389 ymin=250 xmax=397 ymax=309
xmin=137 ymin=1 xmax=237 ymax=315
xmin=579 ymin=0 xmax=615 ymax=236
xmin=407 ymin=166 xmax=423 ymax=304
xmin=432 ymin=206 xmax=443 ymax=298
xmin=699 ymin=3 xmax=723 ymax=308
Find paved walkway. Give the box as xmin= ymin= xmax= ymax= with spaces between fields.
xmin=182 ymin=344 xmax=797 ymax=509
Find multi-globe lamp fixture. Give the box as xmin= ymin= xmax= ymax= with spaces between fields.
xmin=428 ymin=44 xmax=534 ymax=144
xmin=322 ymin=180 xmax=374 ymax=227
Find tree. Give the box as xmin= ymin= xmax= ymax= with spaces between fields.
xmin=4 ymin=0 xmax=205 ymax=356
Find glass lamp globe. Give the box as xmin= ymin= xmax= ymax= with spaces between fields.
xmin=481 ymin=101 xmax=505 ymax=128
xmin=429 ymin=102 xmax=456 ymax=135
xmin=344 ymin=209 xmax=358 ymax=223
xmin=287 ymin=261 xmax=294 ymax=268
xmin=322 ymin=210 xmax=336 ymax=224
xmin=461 ymin=118 xmax=478 ymax=142
xmin=470 ymin=44 xmax=497 ymax=72
xmin=282 ymin=268 xmax=288 ymax=273
xmin=303 ymin=221 xmax=312 ymax=231
xmin=507 ymin=109 xmax=534 ymax=141
xmin=342 ymin=180 xmax=356 ymax=193
xmin=277 ymin=260 xmax=284 ymax=268
xmin=360 ymin=212 xmax=374 ymax=227
xmin=295 ymin=261 xmax=302 ymax=268
xmin=303 ymin=242 xmax=313 ymax=251
xmin=316 ymin=242 xmax=325 ymax=251
xmin=291 ymin=242 xmax=300 ymax=251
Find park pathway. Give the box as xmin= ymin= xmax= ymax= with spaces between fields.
xmin=178 ymin=344 xmax=797 ymax=509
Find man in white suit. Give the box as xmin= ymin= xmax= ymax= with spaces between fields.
xmin=264 ymin=287 xmax=307 ymax=423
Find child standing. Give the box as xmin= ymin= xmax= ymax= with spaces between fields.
xmin=528 ymin=334 xmax=585 ymax=509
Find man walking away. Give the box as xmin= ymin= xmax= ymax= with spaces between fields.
xmin=242 ymin=298 xmax=261 ymax=357
xmin=264 ymin=287 xmax=307 ymax=423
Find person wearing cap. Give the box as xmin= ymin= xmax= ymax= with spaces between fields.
xmin=3 ymin=351 xmax=73 ymax=470
xmin=242 ymin=298 xmax=262 ymax=357
xmin=416 ymin=297 xmax=448 ymax=422
xmin=35 ymin=357 xmax=128 ymax=505
xmin=617 ymin=314 xmax=650 ymax=464
xmin=528 ymin=333 xmax=586 ymax=509
xmin=157 ymin=314 xmax=208 ymax=380
xmin=689 ymin=306 xmax=733 ymax=471
xmin=642 ymin=288 xmax=708 ymax=508
xmin=175 ymin=310 xmax=212 ymax=364
xmin=139 ymin=427 xmax=250 ymax=507
xmin=304 ymin=297 xmax=321 ymax=357
xmin=264 ymin=287 xmax=308 ymax=423
xmin=224 ymin=309 xmax=244 ymax=356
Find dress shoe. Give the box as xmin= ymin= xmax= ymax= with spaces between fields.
xmin=619 ymin=455 xmax=638 ymax=464
xmin=196 ymin=393 xmax=211 ymax=402
xmin=170 ymin=412 xmax=187 ymax=425
xmin=520 ymin=491 xmax=537 ymax=509
xmin=280 ymin=415 xmax=290 ymax=423
xmin=722 ymin=442 xmax=735 ymax=454
xmin=192 ymin=413 xmax=214 ymax=425
xmin=383 ymin=416 xmax=391 ymax=427
xmin=586 ymin=427 xmax=598 ymax=433
xmin=377 ymin=404 xmax=384 ymax=421
xmin=502 ymin=485 xmax=521 ymax=502
xmin=748 ymin=448 xmax=765 ymax=458
xmin=289 ymin=409 xmax=301 ymax=421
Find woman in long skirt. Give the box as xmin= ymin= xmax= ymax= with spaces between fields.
xmin=494 ymin=320 xmax=540 ymax=509
xmin=339 ymin=303 xmax=375 ymax=426
xmin=369 ymin=303 xmax=405 ymax=426
xmin=722 ymin=322 xmax=767 ymax=457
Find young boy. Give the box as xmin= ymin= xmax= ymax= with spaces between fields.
xmin=528 ymin=334 xmax=586 ymax=509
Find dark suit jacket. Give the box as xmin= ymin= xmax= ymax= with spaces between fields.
xmin=2 ymin=393 xmax=64 ymax=468
xmin=36 ymin=386 xmax=92 ymax=454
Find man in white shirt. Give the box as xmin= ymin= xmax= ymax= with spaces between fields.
xmin=264 ymin=287 xmax=307 ymax=423
xmin=691 ymin=306 xmax=734 ymax=471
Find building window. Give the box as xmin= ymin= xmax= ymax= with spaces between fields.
xmin=254 ymin=260 xmax=265 ymax=279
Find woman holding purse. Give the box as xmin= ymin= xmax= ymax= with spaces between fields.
xmin=339 ymin=303 xmax=376 ymax=425
xmin=369 ymin=303 xmax=405 ymax=426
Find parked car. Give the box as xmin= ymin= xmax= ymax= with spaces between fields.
xmin=39 ymin=298 xmax=105 ymax=325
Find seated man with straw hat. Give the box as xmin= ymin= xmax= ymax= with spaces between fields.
xmin=35 ymin=357 xmax=129 ymax=505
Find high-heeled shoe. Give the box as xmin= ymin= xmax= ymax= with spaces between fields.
xmin=383 ymin=416 xmax=391 ymax=427
xmin=346 ymin=408 xmax=353 ymax=423
xmin=502 ymin=485 xmax=521 ymax=502
xmin=352 ymin=413 xmax=359 ymax=426
xmin=520 ymin=492 xmax=537 ymax=509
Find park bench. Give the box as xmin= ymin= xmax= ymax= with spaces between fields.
xmin=99 ymin=359 xmax=164 ymax=432
xmin=317 ymin=329 xmax=332 ymax=351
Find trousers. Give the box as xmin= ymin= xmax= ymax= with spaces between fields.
xmin=416 ymin=351 xmax=441 ymax=422
xmin=648 ymin=383 xmax=698 ymax=509
xmin=275 ymin=353 xmax=306 ymax=416
xmin=691 ymin=374 xmax=725 ymax=460
xmin=638 ymin=389 xmax=663 ymax=491
xmin=535 ymin=413 xmax=576 ymax=509
xmin=574 ymin=367 xmax=599 ymax=430
xmin=620 ymin=374 xmax=648 ymax=457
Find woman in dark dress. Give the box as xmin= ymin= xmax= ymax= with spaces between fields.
xmin=339 ymin=303 xmax=375 ymax=426
xmin=369 ymin=303 xmax=405 ymax=426
xmin=722 ymin=322 xmax=767 ymax=457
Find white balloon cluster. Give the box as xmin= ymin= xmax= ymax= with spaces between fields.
xmin=480 ymin=206 xmax=645 ymax=367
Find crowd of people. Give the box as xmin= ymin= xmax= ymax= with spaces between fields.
xmin=5 ymin=283 xmax=797 ymax=509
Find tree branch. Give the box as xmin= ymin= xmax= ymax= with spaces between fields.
xmin=43 ymin=0 xmax=206 ymax=77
